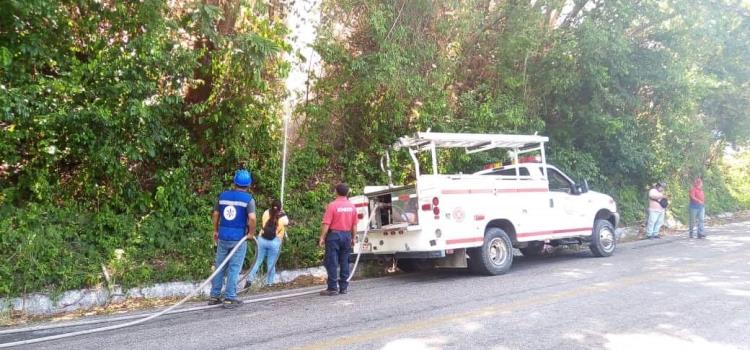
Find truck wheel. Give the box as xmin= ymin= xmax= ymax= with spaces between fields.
xmin=468 ymin=227 xmax=513 ymax=275
xmin=589 ymin=219 xmax=616 ymax=257
xmin=519 ymin=242 xmax=545 ymax=257
xmin=396 ymin=259 xmax=434 ymax=273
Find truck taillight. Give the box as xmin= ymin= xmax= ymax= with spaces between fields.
xmin=432 ymin=197 xmax=440 ymax=219
xmin=421 ymin=203 xmax=432 ymax=211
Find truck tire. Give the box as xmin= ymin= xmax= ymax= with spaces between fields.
xmin=519 ymin=242 xmax=545 ymax=257
xmin=396 ymin=259 xmax=434 ymax=273
xmin=468 ymin=227 xmax=513 ymax=275
xmin=589 ymin=219 xmax=616 ymax=257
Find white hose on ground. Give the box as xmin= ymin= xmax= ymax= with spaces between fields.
xmin=0 ymin=204 xmax=380 ymax=347
xmin=0 ymin=288 xmax=320 ymax=336
xmin=0 ymin=236 xmax=250 ymax=349
xmin=0 ymin=304 xmax=216 ymax=335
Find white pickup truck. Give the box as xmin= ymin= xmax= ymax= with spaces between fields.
xmin=352 ymin=132 xmax=619 ymax=275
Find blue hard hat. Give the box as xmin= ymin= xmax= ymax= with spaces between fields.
xmin=234 ymin=169 xmax=252 ymax=187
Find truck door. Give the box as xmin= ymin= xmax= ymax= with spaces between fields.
xmin=545 ymin=167 xmax=589 ymax=231
xmin=487 ymin=166 xmax=551 ymax=240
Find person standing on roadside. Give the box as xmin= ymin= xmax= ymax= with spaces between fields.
xmin=645 ymin=182 xmax=668 ymax=239
xmin=319 ymin=183 xmax=358 ymax=296
xmin=246 ymin=199 xmax=288 ymax=286
xmin=689 ymin=177 xmax=706 ymax=239
xmin=209 ymin=169 xmax=256 ymax=308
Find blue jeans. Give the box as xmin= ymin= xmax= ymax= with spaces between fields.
xmin=646 ymin=210 xmax=665 ymax=238
xmin=324 ymin=231 xmax=352 ymax=292
xmin=247 ymin=236 xmax=282 ymax=285
xmin=689 ymin=206 xmax=705 ymax=237
xmin=210 ymin=239 xmax=247 ymax=300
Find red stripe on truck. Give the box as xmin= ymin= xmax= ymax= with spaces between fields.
xmin=497 ymin=188 xmax=548 ymax=193
xmin=441 ymin=188 xmax=548 ymax=195
xmin=441 ymin=189 xmax=493 ymax=195
xmin=446 ymin=237 xmax=484 ymax=245
xmin=354 ymin=202 xmax=368 ymax=208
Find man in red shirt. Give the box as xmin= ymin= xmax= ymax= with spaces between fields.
xmin=319 ymin=183 xmax=358 ymax=295
xmin=689 ymin=177 xmax=706 ymax=239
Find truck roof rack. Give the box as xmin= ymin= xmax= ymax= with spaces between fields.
xmin=389 ymin=131 xmax=549 ymax=177
xmin=394 ymin=132 xmax=549 ymax=153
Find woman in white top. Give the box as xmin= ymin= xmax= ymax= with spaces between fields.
xmin=645 ymin=182 xmax=667 ymax=239
xmin=247 ymin=199 xmax=289 ymax=286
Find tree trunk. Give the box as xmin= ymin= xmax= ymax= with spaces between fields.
xmin=184 ymin=0 xmax=240 ymax=157
xmin=185 ymin=0 xmax=239 ymax=105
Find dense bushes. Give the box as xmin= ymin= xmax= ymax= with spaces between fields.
xmin=303 ymin=0 xmax=750 ymax=229
xmin=0 ymin=1 xmax=290 ymax=296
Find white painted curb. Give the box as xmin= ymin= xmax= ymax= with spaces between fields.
xmin=1 ymin=266 xmax=327 ymax=316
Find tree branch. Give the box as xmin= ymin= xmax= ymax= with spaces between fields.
xmin=385 ymin=0 xmax=407 ymax=41
xmin=560 ymin=0 xmax=591 ymax=29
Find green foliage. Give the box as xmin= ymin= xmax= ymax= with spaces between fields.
xmin=613 ymin=185 xmax=647 ymax=226
xmin=304 ymin=0 xmax=750 ymax=229
xmin=724 ymin=150 xmax=750 ymax=206
xmin=0 ymin=0 xmax=290 ymax=296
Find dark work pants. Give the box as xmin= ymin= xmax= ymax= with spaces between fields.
xmin=324 ymin=230 xmax=352 ymax=291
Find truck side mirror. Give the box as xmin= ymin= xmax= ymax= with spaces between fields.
xmin=579 ymin=179 xmax=589 ymax=194
xmin=573 ymin=179 xmax=589 ymax=195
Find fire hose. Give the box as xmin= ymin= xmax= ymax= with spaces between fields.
xmin=0 ymin=207 xmax=378 ymax=348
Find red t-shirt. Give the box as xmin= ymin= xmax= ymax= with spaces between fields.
xmin=322 ymin=196 xmax=358 ymax=231
xmin=690 ymin=185 xmax=704 ymax=205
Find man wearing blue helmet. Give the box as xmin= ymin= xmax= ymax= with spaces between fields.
xmin=209 ymin=169 xmax=256 ymax=308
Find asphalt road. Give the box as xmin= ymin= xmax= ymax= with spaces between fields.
xmin=4 ymin=221 xmax=750 ymax=350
